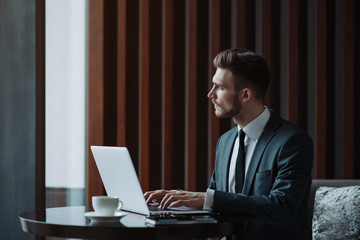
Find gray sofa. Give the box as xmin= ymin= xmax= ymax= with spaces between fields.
xmin=307 ymin=179 xmax=360 ymax=239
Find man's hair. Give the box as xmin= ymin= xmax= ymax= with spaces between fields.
xmin=213 ymin=48 xmax=270 ymax=101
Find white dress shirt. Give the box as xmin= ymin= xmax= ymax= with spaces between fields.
xmin=203 ymin=107 xmax=270 ymax=210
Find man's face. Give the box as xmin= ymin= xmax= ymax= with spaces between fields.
xmin=207 ymin=68 xmax=242 ymax=118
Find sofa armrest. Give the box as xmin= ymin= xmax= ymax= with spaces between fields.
xmin=307 ymin=179 xmax=360 ymax=229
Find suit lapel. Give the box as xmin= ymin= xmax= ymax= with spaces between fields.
xmin=242 ymin=111 xmax=281 ymax=195
xmin=219 ymin=128 xmax=237 ymax=191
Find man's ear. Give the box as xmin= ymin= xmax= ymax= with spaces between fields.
xmin=241 ymin=88 xmax=252 ymax=103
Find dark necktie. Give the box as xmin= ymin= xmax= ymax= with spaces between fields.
xmin=235 ymin=130 xmax=246 ymax=193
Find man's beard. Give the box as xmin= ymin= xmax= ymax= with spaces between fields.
xmin=215 ymin=95 xmax=242 ymax=119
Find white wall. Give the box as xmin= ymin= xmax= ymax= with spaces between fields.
xmin=45 ymin=0 xmax=87 ymax=188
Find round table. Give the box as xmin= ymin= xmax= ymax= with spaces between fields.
xmin=19 ymin=206 xmax=248 ymax=239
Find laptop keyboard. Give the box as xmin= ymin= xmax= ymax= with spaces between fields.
xmin=148 ymin=204 xmax=161 ymax=211
xmin=148 ymin=204 xmax=178 ymax=215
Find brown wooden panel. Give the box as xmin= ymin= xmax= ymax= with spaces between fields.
xmin=103 ymin=0 xmax=118 ymax=147
xmin=186 ymin=0 xmax=198 ymax=191
xmin=162 ymin=0 xmax=175 ymax=189
xmin=288 ymin=0 xmax=300 ymax=126
xmin=139 ymin=0 xmax=151 ymax=192
xmin=343 ymin=0 xmax=355 ymax=179
xmin=195 ymin=0 xmax=210 ymax=191
xmin=235 ymin=0 xmax=246 ymax=48
xmin=87 ymin=0 xmax=106 ymax=207
xmin=315 ymin=0 xmax=327 ymax=179
xmin=235 ymin=0 xmax=255 ymax=50
xmin=117 ymin=0 xmax=127 ymax=147
xmin=171 ymin=0 xmax=186 ymax=190
xmin=262 ymin=0 xmax=273 ymax=107
xmin=148 ymin=0 xmax=163 ymax=190
xmin=139 ymin=0 xmax=163 ymax=191
xmin=36 ymin=0 xmax=46 ymax=217
xmin=124 ymin=0 xmax=140 ymax=173
xmin=288 ymin=0 xmax=308 ymax=130
xmin=355 ymin=0 xmax=360 ymax=179
xmin=209 ymin=0 xmax=221 ymax=184
xmin=208 ymin=0 xmax=232 ymax=182
xmin=261 ymin=0 xmax=281 ymax=111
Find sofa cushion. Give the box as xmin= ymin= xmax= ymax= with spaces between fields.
xmin=312 ymin=186 xmax=360 ymax=240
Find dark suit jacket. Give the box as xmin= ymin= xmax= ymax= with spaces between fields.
xmin=209 ymin=110 xmax=314 ymax=240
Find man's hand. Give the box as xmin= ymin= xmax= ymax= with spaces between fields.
xmin=144 ymin=190 xmax=206 ymax=210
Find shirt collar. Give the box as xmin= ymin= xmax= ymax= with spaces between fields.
xmin=238 ymin=106 xmax=270 ymax=141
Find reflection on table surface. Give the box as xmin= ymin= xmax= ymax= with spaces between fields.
xmin=20 ymin=206 xmax=248 ymax=239
xmin=21 ymin=206 xmax=151 ymax=227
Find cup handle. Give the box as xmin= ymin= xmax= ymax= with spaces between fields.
xmin=117 ymin=200 xmax=123 ymax=211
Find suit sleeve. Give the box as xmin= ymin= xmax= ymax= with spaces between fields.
xmin=209 ymin=136 xmax=223 ymax=190
xmin=212 ymin=131 xmax=314 ymax=225
xmin=209 ymin=171 xmax=216 ymax=189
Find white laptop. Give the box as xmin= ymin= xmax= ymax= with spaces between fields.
xmin=90 ymin=146 xmax=211 ymax=216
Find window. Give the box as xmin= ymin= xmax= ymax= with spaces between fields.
xmin=45 ymin=0 xmax=87 ymax=208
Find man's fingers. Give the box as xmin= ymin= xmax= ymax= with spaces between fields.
xmin=148 ymin=192 xmax=165 ymax=204
xmin=163 ymin=192 xmax=205 ymax=209
xmin=145 ymin=193 xmax=157 ymax=204
xmin=160 ymin=192 xmax=188 ymax=209
xmin=168 ymin=200 xmax=184 ymax=208
xmin=144 ymin=190 xmax=169 ymax=204
xmin=161 ymin=194 xmax=180 ymax=209
xmin=143 ymin=191 xmax=153 ymax=200
xmin=144 ymin=191 xmax=157 ymax=204
xmin=144 ymin=190 xmax=205 ymax=209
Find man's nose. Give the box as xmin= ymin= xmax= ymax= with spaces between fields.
xmin=207 ymin=86 xmax=215 ymax=99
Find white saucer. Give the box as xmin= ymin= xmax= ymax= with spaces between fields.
xmin=84 ymin=211 xmax=127 ymax=222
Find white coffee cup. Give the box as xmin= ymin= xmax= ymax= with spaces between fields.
xmin=92 ymin=196 xmax=122 ymax=216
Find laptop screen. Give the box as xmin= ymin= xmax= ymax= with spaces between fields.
xmin=90 ymin=146 xmax=150 ymax=215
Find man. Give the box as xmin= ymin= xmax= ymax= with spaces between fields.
xmin=144 ymin=49 xmax=313 ymax=239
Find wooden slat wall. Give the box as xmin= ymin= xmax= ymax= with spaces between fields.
xmin=87 ymin=0 xmax=106 ymax=206
xmin=235 ymin=0 xmax=255 ymax=49
xmin=185 ymin=0 xmax=198 ymax=191
xmin=208 ymin=0 xmax=221 ymax=190
xmin=162 ymin=0 xmax=175 ymax=190
xmin=36 ymin=0 xmax=46 ymax=221
xmin=355 ymin=0 xmax=360 ymax=179
xmin=139 ymin=0 xmax=151 ymax=191
xmin=120 ymin=0 xmax=140 ymax=174
xmin=315 ymin=0 xmax=328 ymax=179
xmin=343 ymin=0 xmax=355 ymax=179
xmin=87 ymin=0 xmax=360 ymax=204
xmin=208 ymin=0 xmax=232 ymax=183
xmin=162 ymin=0 xmax=186 ymax=189
xmin=261 ymin=0 xmax=281 ymax=110
xmin=117 ymin=0 xmax=127 ymax=147
xmin=288 ymin=0 xmax=307 ymax=129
